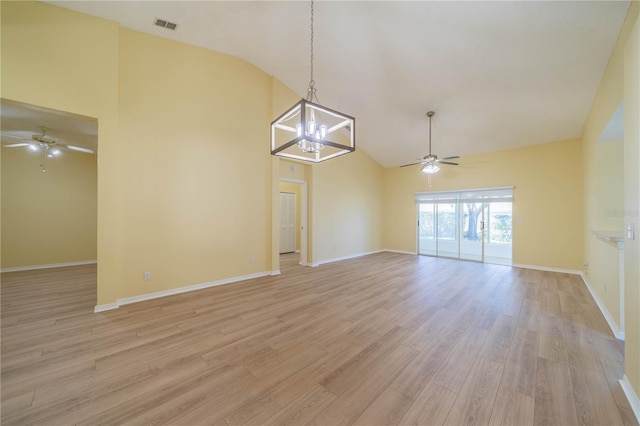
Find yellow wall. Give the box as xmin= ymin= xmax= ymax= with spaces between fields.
xmin=279 ymin=181 xmax=302 ymax=252
xmin=1 ymin=146 xmax=97 ymax=267
xmin=313 ymin=148 xmax=385 ymax=262
xmin=384 ymin=139 xmax=584 ymax=270
xmin=1 ymin=1 xmax=120 ymax=303
xmin=117 ymin=28 xmax=272 ymax=298
xmin=582 ymin=1 xmax=640 ymax=395
xmin=623 ymin=5 xmax=640 ymax=398
xmin=586 ymin=139 xmax=624 ymax=327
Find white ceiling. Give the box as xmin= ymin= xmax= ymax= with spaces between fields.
xmin=44 ymin=1 xmax=629 ymax=167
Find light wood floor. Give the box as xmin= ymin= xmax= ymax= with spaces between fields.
xmin=1 ymin=253 xmax=637 ymax=425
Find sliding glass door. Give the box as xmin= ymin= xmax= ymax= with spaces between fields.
xmin=416 ymin=188 xmax=513 ymax=265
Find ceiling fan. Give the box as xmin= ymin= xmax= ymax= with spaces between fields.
xmin=3 ymin=128 xmax=94 ymax=172
xmin=400 ymin=111 xmax=460 ymax=174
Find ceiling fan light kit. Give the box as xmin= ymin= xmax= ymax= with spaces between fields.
xmin=3 ymin=128 xmax=95 ymax=172
xmin=270 ymin=0 xmax=355 ymax=163
xmin=420 ymin=163 xmax=440 ymax=175
xmin=400 ymin=111 xmax=460 ymax=185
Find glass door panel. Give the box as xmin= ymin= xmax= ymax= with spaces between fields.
xmin=418 ymin=203 xmax=436 ymax=255
xmin=484 ymin=201 xmax=512 ymax=265
xmin=436 ymin=203 xmax=458 ymax=258
xmin=460 ymin=202 xmax=483 ymax=261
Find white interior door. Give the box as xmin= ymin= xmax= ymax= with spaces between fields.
xmin=279 ymin=192 xmax=296 ymax=254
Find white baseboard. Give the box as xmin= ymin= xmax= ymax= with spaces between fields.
xmin=383 ymin=249 xmax=417 ymax=255
xmin=511 ymin=263 xmax=581 ymax=275
xmin=316 ymin=249 xmax=384 ymax=266
xmin=309 ymin=249 xmax=413 ymax=267
xmin=94 ymin=302 xmax=119 ymax=313
xmin=270 ymin=270 xmax=281 ymax=276
xmin=94 ymin=271 xmax=270 ymax=313
xmin=620 ymin=375 xmax=640 ymax=423
xmin=579 ymin=273 xmax=624 ymax=340
xmin=2 ymin=260 xmax=97 ymax=273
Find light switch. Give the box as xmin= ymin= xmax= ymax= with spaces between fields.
xmin=627 ymin=223 xmax=635 ymax=240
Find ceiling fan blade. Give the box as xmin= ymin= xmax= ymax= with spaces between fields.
xmin=3 ymin=143 xmax=30 ymax=148
xmin=400 ymin=161 xmax=424 ymax=168
xmin=439 ymin=156 xmax=460 ymax=160
xmin=438 ymin=161 xmax=459 ymax=166
xmin=66 ymin=145 xmax=95 ymax=154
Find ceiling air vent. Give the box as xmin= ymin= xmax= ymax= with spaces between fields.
xmin=154 ymin=18 xmax=177 ymax=31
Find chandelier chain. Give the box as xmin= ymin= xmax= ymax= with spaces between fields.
xmin=309 ymin=0 xmax=315 ymax=89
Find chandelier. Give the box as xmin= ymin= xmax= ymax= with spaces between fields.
xmin=270 ymin=0 xmax=355 ymax=163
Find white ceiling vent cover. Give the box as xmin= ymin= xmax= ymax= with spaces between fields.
xmin=154 ymin=18 xmax=177 ymax=31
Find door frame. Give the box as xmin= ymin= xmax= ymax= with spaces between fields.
xmin=280 ymin=178 xmax=308 ymax=266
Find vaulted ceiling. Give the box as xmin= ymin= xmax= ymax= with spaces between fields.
xmin=45 ymin=1 xmax=629 ymax=167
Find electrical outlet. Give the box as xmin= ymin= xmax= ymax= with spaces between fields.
xmin=250 ymin=256 xmax=256 ymax=264
xmin=604 ymin=282 xmax=607 ymax=293
xmin=144 ymin=272 xmax=151 ymax=281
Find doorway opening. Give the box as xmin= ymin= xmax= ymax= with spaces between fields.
xmin=1 ymin=99 xmax=98 ymax=272
xmin=416 ymin=187 xmax=513 ymax=265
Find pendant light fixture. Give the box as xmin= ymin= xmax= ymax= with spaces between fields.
xmin=270 ymin=0 xmax=355 ymax=163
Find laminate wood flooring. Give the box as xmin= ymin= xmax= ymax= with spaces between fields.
xmin=1 ymin=253 xmax=636 ymax=425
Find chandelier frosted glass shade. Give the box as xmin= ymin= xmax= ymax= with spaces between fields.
xmin=271 ymin=99 xmax=355 ymax=163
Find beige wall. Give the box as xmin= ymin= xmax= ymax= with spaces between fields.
xmin=384 ymin=139 xmax=584 ymax=270
xmin=1 ymin=146 xmax=97 ymax=268
xmin=582 ymin=1 xmax=640 ymax=396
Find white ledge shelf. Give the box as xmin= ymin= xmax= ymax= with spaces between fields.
xmin=592 ymin=230 xmax=624 ymax=248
